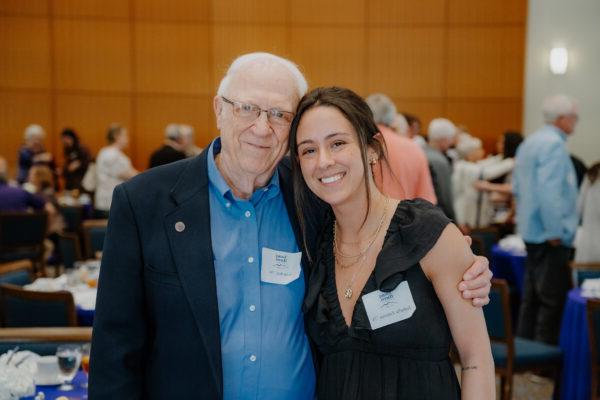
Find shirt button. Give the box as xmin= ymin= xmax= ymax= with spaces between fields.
xmin=263 ymin=188 xmax=269 ymax=192
xmin=248 ymin=256 xmax=254 ymax=263
xmin=225 ymin=202 xmax=231 ymax=208
xmin=249 ymin=355 xmax=257 ymax=362
xmin=249 ymin=304 xmax=256 ymax=312
xmin=244 ymin=210 xmax=251 ymax=218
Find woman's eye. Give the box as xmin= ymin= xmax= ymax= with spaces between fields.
xmin=300 ymin=148 xmax=315 ymax=156
xmin=332 ymin=141 xmax=345 ymax=148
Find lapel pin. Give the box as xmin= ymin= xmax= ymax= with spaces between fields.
xmin=175 ymin=221 xmax=185 ymax=232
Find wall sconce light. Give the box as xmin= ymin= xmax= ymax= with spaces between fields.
xmin=549 ymin=47 xmax=568 ymax=75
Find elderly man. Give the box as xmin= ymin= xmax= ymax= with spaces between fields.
xmin=179 ymin=123 xmax=204 ymax=157
xmin=17 ymin=124 xmax=56 ymax=188
xmin=90 ymin=53 xmax=491 ymax=399
xmin=513 ymin=94 xmax=579 ymax=345
xmin=366 ymin=93 xmax=436 ymax=203
xmin=424 ymin=118 xmax=458 ymax=220
xmin=148 ymin=123 xmax=187 ymax=168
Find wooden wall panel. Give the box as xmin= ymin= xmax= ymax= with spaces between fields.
xmin=134 ymin=0 xmax=209 ymax=22
xmin=53 ymin=0 xmax=130 ymax=19
xmin=0 ymin=0 xmax=526 ymax=173
xmin=0 ymin=0 xmax=48 ymax=16
xmin=54 ymin=94 xmax=132 ymax=161
xmin=213 ymin=25 xmax=288 ymax=88
xmin=291 ymin=0 xmax=364 ymax=25
xmin=367 ymin=28 xmax=445 ymax=98
xmin=392 ymin=100 xmax=445 ymax=133
xmin=449 ymin=0 xmax=527 ymax=24
xmin=0 ymin=17 xmax=51 ymax=89
xmin=447 ymin=27 xmax=525 ymax=98
xmin=212 ymin=0 xmax=286 ymax=24
xmin=446 ymin=100 xmax=522 ymax=152
xmin=0 ymin=91 xmax=52 ymax=176
xmin=54 ymin=19 xmax=131 ymax=92
xmin=368 ymin=0 xmax=446 ymax=26
xmin=290 ymin=27 xmax=366 ymax=93
xmin=135 ymin=96 xmax=213 ymax=169
xmin=135 ymin=23 xmax=211 ymax=95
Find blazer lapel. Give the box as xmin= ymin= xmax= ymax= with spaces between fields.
xmin=164 ymin=151 xmax=222 ymax=395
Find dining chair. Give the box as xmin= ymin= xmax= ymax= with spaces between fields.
xmin=59 ymin=205 xmax=85 ymax=233
xmin=57 ymin=232 xmax=83 ymax=270
xmin=0 ymin=211 xmax=48 ymax=276
xmin=470 ymin=226 xmax=500 ymax=258
xmin=0 ymin=326 xmax=91 ymax=356
xmin=484 ymin=279 xmax=563 ymax=400
xmin=470 ymin=236 xmax=485 ymax=256
xmin=0 ymin=283 xmax=77 ymax=327
xmin=0 ymin=260 xmax=34 ymax=286
xmin=82 ymin=219 xmax=108 ymax=259
xmin=571 ymin=262 xmax=600 ymax=288
xmin=587 ymin=298 xmax=600 ymax=400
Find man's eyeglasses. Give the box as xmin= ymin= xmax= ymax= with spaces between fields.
xmin=221 ymin=97 xmax=295 ymax=127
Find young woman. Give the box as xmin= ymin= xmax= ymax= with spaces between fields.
xmin=289 ymin=87 xmax=494 ymax=400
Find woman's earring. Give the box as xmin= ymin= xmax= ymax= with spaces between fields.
xmin=369 ymin=157 xmax=378 ymax=165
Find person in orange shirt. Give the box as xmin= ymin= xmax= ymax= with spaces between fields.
xmin=365 ymin=93 xmax=437 ymax=203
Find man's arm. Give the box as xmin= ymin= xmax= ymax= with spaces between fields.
xmin=89 ymin=184 xmax=147 ymax=399
xmin=537 ymin=143 xmax=571 ymax=243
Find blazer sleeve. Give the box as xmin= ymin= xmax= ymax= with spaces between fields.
xmin=89 ymin=184 xmax=147 ymax=399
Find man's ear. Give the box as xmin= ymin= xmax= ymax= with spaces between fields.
xmin=213 ymin=96 xmax=223 ymax=130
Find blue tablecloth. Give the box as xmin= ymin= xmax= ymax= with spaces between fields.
xmin=22 ymin=370 xmax=87 ymax=399
xmin=559 ymin=288 xmax=590 ymax=400
xmin=76 ymin=307 xmax=94 ymax=327
xmin=490 ymin=244 xmax=526 ymax=295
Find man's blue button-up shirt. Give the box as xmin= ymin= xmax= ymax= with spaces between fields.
xmin=207 ymin=139 xmax=315 ymax=400
xmin=513 ymin=124 xmax=578 ymax=245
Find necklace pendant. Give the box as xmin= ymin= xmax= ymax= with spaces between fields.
xmin=344 ymin=287 xmax=353 ymax=299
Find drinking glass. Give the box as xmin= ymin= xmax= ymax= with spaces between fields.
xmin=56 ymin=344 xmax=82 ymax=391
xmin=81 ymin=343 xmax=91 ymax=388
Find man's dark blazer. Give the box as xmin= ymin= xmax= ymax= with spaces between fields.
xmin=89 ymin=147 xmax=322 ymax=399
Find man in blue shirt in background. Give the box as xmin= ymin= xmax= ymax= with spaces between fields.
xmin=90 ymin=53 xmax=493 ymax=399
xmin=513 ymin=94 xmax=579 ymax=345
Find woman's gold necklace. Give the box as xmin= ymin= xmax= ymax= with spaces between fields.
xmin=334 ymin=197 xmax=389 ymax=300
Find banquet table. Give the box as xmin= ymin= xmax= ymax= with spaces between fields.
xmin=490 ymin=244 xmax=526 ymax=295
xmin=22 ymin=371 xmax=87 ymax=400
xmin=24 ymin=274 xmax=97 ymax=327
xmin=559 ymin=288 xmax=591 ymax=400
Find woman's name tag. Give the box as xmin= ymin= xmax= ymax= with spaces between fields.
xmin=362 ymin=281 xmax=416 ymax=330
xmin=260 ymin=247 xmax=302 ymax=285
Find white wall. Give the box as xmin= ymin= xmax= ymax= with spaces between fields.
xmin=524 ymin=0 xmax=600 ymax=166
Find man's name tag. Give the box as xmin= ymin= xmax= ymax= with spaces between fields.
xmin=362 ymin=281 xmax=416 ymax=330
xmin=260 ymin=248 xmax=302 ymax=285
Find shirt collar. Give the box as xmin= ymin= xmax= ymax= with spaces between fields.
xmin=546 ymin=124 xmax=568 ymax=141
xmin=207 ymin=138 xmax=281 ymax=206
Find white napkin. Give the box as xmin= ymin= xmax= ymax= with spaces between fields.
xmin=581 ymin=278 xmax=600 ymax=298
xmin=0 ymin=351 xmax=38 ymax=400
xmin=24 ymin=275 xmax=68 ymax=292
xmin=498 ymin=234 xmax=527 ymax=256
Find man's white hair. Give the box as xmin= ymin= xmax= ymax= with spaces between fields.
xmin=427 ymin=118 xmax=457 ymax=141
xmin=217 ymin=52 xmax=308 ymax=99
xmin=542 ymin=94 xmax=578 ymax=123
xmin=179 ymin=124 xmax=194 ymax=137
xmin=365 ymin=93 xmax=397 ymax=127
xmin=391 ymin=113 xmax=409 ymax=136
xmin=24 ymin=124 xmax=45 ymax=141
xmin=455 ymin=135 xmax=482 ymax=160
xmin=165 ymin=123 xmax=181 ymax=140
